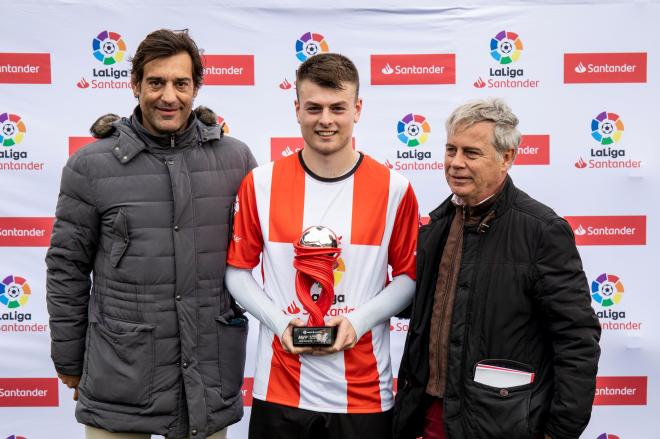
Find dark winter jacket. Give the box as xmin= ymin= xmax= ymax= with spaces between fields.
xmin=46 ymin=107 xmax=256 ymax=438
xmin=393 ymin=177 xmax=601 ymax=439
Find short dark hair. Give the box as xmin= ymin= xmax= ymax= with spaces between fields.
xmin=295 ymin=53 xmax=360 ymax=100
xmin=130 ymin=29 xmax=204 ymax=89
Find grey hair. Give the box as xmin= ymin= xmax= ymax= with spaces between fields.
xmin=445 ymin=98 xmax=521 ymax=158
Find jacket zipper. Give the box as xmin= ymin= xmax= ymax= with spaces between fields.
xmin=170 ymin=134 xmax=176 ymax=148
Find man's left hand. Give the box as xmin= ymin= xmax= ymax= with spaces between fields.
xmin=312 ymin=316 xmax=357 ymax=355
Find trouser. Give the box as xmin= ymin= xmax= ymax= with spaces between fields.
xmin=249 ymin=398 xmax=393 ymax=439
xmin=85 ymin=425 xmax=227 ymax=439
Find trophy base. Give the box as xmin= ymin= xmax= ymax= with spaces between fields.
xmin=292 ymin=326 xmax=337 ymax=347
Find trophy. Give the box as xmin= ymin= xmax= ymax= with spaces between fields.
xmin=292 ymin=226 xmax=342 ymax=347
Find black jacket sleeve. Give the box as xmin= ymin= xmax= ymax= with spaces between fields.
xmin=45 ymin=153 xmax=100 ymax=376
xmin=534 ymin=218 xmax=601 ymax=439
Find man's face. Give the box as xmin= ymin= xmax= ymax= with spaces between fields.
xmin=444 ymin=121 xmax=514 ymax=206
xmin=295 ymin=80 xmax=362 ymax=156
xmin=132 ymin=51 xmax=197 ymax=136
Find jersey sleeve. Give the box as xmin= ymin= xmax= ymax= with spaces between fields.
xmin=227 ymin=171 xmax=264 ymax=269
xmin=388 ymin=182 xmax=419 ymax=280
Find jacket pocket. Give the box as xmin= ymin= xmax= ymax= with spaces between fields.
xmin=110 ymin=209 xmax=129 ymax=268
xmin=462 ymin=359 xmax=534 ymax=439
xmin=216 ymin=314 xmax=248 ymax=399
xmin=81 ymin=315 xmax=155 ymax=407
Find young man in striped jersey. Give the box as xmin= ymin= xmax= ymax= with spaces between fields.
xmin=225 ymin=53 xmax=419 ymax=439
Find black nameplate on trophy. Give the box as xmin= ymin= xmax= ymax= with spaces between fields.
xmin=292 ymin=326 xmax=337 ymax=347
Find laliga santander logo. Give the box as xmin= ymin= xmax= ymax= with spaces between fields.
xmin=591 ymin=273 xmax=624 ymax=308
xmin=92 ymin=30 xmax=126 ymax=65
xmin=0 ymin=275 xmax=31 ymax=309
xmin=591 ymin=111 xmax=624 ymax=146
xmin=6 ymin=436 xmax=28 ymax=439
xmin=596 ymin=435 xmax=620 ymax=439
xmin=0 ymin=113 xmax=26 ymax=147
xmin=295 ymin=32 xmax=329 ymax=62
xmin=397 ymin=113 xmax=430 ymax=147
xmin=575 ymin=111 xmax=639 ymax=169
xmin=490 ymin=30 xmax=523 ymax=64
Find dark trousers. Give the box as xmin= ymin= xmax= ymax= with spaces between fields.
xmin=249 ymin=398 xmax=393 ymax=439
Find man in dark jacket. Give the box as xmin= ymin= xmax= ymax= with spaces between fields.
xmin=393 ymin=98 xmax=601 ymax=439
xmin=46 ymin=29 xmax=256 ymax=439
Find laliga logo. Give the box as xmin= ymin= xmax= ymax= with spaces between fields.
xmin=397 ymin=113 xmax=431 ymax=147
xmin=0 ymin=274 xmax=31 ymax=310
xmin=295 ymin=32 xmax=329 ymax=62
xmin=490 ymin=30 xmax=523 ymax=64
xmin=591 ymin=111 xmax=624 ymax=146
xmin=93 ymin=30 xmax=126 ymax=65
xmin=0 ymin=113 xmax=26 ymax=147
xmin=6 ymin=436 xmax=28 ymax=439
xmin=591 ymin=273 xmax=624 ymax=308
xmin=381 ymin=64 xmax=394 ymax=75
xmin=596 ymin=434 xmax=620 ymax=439
xmin=575 ymin=62 xmax=587 ymax=73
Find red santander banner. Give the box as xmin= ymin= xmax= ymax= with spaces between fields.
xmin=564 ymin=52 xmax=647 ymax=83
xmin=202 ymin=55 xmax=254 ymax=85
xmin=593 ymin=376 xmax=647 ymax=406
xmin=0 ymin=53 xmax=51 ymax=84
xmin=564 ymin=215 xmax=646 ymax=245
xmin=514 ymin=135 xmax=549 ymax=165
xmin=0 ymin=217 xmax=54 ymax=247
xmin=371 ymin=54 xmax=456 ymax=85
xmin=0 ymin=378 xmax=59 ymax=407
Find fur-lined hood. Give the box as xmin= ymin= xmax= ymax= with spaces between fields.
xmin=89 ymin=106 xmax=222 ymax=138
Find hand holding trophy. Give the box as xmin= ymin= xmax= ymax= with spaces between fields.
xmin=292 ymin=226 xmax=342 ymax=347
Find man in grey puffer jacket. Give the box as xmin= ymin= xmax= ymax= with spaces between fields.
xmin=46 ymin=29 xmax=256 ymax=439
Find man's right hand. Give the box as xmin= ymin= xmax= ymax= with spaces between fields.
xmin=57 ymin=373 xmax=81 ymax=401
xmin=281 ymin=318 xmax=315 ymax=355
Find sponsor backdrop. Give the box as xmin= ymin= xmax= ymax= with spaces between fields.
xmin=1 ymin=1 xmax=657 ymax=438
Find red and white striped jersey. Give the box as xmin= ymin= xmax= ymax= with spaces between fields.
xmin=227 ymin=152 xmax=418 ymax=413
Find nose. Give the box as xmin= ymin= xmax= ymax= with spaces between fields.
xmin=319 ymin=108 xmax=332 ymax=126
xmin=161 ymin=82 xmax=177 ymax=104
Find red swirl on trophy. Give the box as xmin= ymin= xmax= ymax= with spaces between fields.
xmin=292 ymin=226 xmax=342 ymax=346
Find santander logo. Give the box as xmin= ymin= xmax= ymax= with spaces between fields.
xmin=287 ymin=301 xmax=301 ymax=314
xmin=564 ymin=52 xmax=647 ymax=83
xmin=575 ymin=157 xmax=587 ymax=168
xmin=371 ymin=54 xmax=456 ymax=85
xmin=574 ymin=62 xmax=587 ymax=73
xmin=473 ymin=77 xmax=486 ymax=88
xmin=76 ymin=77 xmax=90 ymax=89
xmin=565 ymin=215 xmax=646 ymax=245
xmin=279 ymin=78 xmax=292 ymax=89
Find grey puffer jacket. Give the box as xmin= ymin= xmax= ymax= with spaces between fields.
xmin=46 ymin=107 xmax=257 ymax=438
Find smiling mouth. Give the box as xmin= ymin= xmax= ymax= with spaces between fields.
xmin=316 ymin=130 xmax=337 ymax=137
